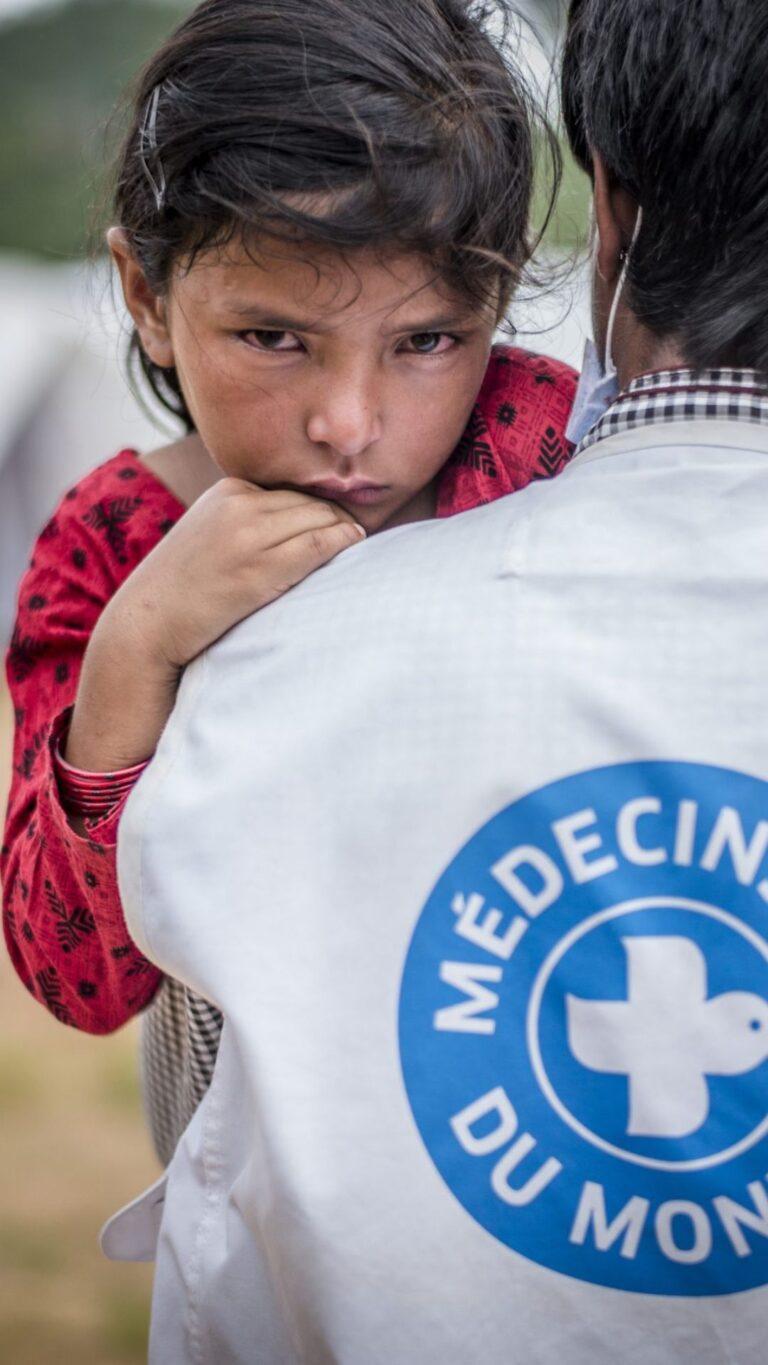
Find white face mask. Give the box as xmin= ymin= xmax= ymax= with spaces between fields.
xmin=565 ymin=206 xmax=644 ymax=447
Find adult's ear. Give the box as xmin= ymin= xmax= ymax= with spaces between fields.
xmin=590 ymin=151 xmax=640 ymax=285
xmin=106 ymin=226 xmax=175 ymax=369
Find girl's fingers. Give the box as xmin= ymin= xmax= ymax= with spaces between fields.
xmin=263 ymin=518 xmax=365 ymax=593
xmin=257 ymin=500 xmax=361 ymax=550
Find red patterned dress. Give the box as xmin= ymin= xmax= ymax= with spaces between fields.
xmin=2 ymin=346 xmax=575 ymax=1045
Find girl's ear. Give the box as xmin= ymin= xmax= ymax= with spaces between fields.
xmin=106 ymin=227 xmax=175 ymax=368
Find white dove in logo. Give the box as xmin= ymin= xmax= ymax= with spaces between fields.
xmin=566 ymin=936 xmax=768 ymax=1138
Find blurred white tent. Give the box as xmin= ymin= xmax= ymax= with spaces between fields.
xmin=0 ymin=255 xmax=169 ymax=644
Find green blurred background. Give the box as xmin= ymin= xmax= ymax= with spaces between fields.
xmin=1 ymin=0 xmax=188 ymax=260
xmin=0 ymin=2 xmax=588 ymax=1361
xmin=0 ymin=0 xmax=588 ymax=263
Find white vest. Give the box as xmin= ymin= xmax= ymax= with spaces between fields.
xmin=106 ymin=421 xmax=768 ymax=1364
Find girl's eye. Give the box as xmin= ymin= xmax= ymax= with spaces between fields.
xmin=238 ymin=329 xmax=460 ymax=355
xmin=403 ymin=332 xmax=458 ymax=355
xmin=240 ymin=330 xmax=303 ymax=352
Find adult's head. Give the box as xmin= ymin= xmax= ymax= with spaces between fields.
xmin=562 ymin=0 xmax=768 ymax=383
xmin=104 ymin=0 xmax=557 ymax=532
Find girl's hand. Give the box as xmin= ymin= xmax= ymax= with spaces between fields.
xmin=108 ymin=477 xmax=366 ymax=671
xmin=63 ymin=480 xmax=365 ymax=776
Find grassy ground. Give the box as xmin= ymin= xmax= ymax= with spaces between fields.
xmin=0 ymin=682 xmax=158 ymax=1363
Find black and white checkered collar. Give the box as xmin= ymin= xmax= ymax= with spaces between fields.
xmin=574 ymin=367 xmax=768 ymax=458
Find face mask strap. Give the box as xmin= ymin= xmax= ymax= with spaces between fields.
xmin=603 ymin=206 xmax=643 ymax=376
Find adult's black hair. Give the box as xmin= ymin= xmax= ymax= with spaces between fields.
xmin=562 ymin=0 xmax=768 ymax=372
xmin=106 ymin=0 xmax=557 ymax=431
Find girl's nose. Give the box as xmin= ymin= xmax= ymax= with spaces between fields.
xmin=306 ymin=379 xmax=383 ymax=459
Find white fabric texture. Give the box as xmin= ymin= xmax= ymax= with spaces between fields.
xmin=107 ymin=419 xmax=768 ymax=1364
xmin=137 ymin=369 xmax=768 ymax=1170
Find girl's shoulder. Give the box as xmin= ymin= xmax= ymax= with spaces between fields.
xmin=478 ymin=344 xmax=578 ymax=461
xmin=436 ymin=345 xmax=578 ymax=517
xmin=483 ymin=343 xmax=578 ymax=409
xmin=44 ymin=447 xmax=187 ymax=528
xmin=26 ymin=448 xmax=187 ymax=587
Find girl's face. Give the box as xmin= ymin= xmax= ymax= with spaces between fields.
xmin=115 ymin=232 xmax=497 ymax=531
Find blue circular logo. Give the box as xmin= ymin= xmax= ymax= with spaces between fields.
xmin=398 ymin=762 xmax=768 ymax=1295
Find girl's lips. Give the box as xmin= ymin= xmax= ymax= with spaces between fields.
xmin=303 ymin=481 xmax=390 ymax=507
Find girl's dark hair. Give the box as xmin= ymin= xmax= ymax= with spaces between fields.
xmin=562 ymin=0 xmax=768 ymax=372
xmin=108 ymin=0 xmax=558 ymax=432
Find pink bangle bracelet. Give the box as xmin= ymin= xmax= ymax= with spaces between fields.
xmin=53 ymin=740 xmax=151 ymax=818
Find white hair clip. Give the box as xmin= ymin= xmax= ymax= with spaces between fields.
xmin=139 ymin=83 xmax=167 ymax=212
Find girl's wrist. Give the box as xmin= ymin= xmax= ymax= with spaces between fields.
xmin=54 ymin=734 xmax=150 ymax=815
xmin=94 ymin=588 xmax=183 ymax=679
xmin=64 ymin=619 xmax=182 ymax=772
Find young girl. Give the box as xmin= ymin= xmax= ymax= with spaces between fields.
xmin=1 ymin=0 xmax=576 ymax=1165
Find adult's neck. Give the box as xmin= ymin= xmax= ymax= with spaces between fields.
xmin=615 ymin=319 xmax=689 ymax=392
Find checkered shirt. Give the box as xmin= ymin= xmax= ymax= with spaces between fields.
xmin=575 ymin=367 xmax=768 ymax=457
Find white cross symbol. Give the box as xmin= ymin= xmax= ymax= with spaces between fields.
xmin=566 ymin=936 xmax=768 ymax=1138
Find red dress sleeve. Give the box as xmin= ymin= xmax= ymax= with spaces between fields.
xmin=436 ymin=345 xmax=578 ymax=516
xmin=1 ymin=449 xmax=185 ymax=1034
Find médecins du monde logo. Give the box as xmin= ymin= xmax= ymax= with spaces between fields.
xmin=398 ymin=762 xmax=768 ymax=1295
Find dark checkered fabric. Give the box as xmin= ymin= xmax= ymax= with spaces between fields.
xmin=139 ymin=978 xmax=223 ymax=1166
xmin=575 ymin=368 xmax=768 ymax=457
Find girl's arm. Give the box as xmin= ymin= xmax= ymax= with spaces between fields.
xmin=61 ymin=475 xmax=364 ymax=772
xmin=2 ymin=457 xmax=363 ymax=1034
xmin=1 ymin=502 xmax=167 ymax=1033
